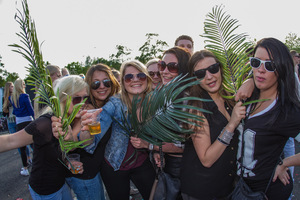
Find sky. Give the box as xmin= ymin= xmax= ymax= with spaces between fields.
xmin=0 ymin=0 xmax=299 ymax=79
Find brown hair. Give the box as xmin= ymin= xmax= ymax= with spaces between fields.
xmin=85 ymin=64 xmax=120 ymax=108
xmin=174 ymin=35 xmax=194 ymax=47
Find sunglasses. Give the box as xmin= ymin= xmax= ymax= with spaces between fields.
xmin=124 ymin=72 xmax=147 ymax=83
xmin=72 ymin=96 xmax=89 ymax=105
xmin=194 ymin=63 xmax=220 ymax=79
xmin=249 ymin=57 xmax=276 ymax=72
xmin=157 ymin=61 xmax=179 ymax=73
xmin=91 ymin=80 xmax=111 ymax=90
xmin=148 ymin=71 xmax=160 ymax=77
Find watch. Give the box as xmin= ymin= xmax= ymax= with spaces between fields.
xmin=148 ymin=143 xmax=154 ymax=151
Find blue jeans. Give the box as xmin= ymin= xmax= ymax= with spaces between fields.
xmin=29 ymin=183 xmax=73 ymax=200
xmin=66 ymin=172 xmax=105 ymax=200
xmin=7 ymin=121 xmax=31 ymax=157
xmin=284 ymin=137 xmax=295 ymax=179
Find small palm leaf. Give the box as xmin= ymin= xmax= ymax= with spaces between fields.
xmin=201 ymin=5 xmax=253 ymax=97
xmin=123 ymin=75 xmax=212 ymax=146
xmin=9 ymin=0 xmax=89 ymax=164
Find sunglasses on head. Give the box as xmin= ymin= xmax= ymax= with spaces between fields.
xmin=194 ymin=63 xmax=220 ymax=79
xmin=148 ymin=71 xmax=160 ymax=77
xmin=124 ymin=72 xmax=147 ymax=83
xmin=249 ymin=57 xmax=276 ymax=72
xmin=91 ymin=80 xmax=111 ymax=90
xmin=72 ymin=96 xmax=89 ymax=105
xmin=157 ymin=61 xmax=179 ymax=73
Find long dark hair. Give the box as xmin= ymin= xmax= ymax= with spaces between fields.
xmin=188 ymin=50 xmax=235 ymax=109
xmin=250 ymin=38 xmax=300 ymax=122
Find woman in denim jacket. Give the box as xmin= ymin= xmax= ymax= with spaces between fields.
xmin=71 ymin=60 xmax=156 ymax=200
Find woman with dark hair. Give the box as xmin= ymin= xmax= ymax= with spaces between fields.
xmin=65 ymin=64 xmax=120 ymax=200
xmin=180 ymin=50 xmax=246 ymax=199
xmin=237 ymin=37 xmax=300 ymax=199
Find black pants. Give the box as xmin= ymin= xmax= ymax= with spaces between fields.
xmin=101 ymin=158 xmax=155 ymax=200
xmin=16 ymin=121 xmax=32 ymax=167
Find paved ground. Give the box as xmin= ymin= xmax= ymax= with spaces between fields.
xmin=0 ymin=130 xmax=299 ymax=200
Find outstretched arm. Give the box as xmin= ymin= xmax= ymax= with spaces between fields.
xmin=0 ymin=129 xmax=33 ymax=153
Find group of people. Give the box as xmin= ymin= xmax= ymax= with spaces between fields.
xmin=1 ymin=35 xmax=300 ymax=200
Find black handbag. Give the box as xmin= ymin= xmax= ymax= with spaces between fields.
xmin=152 ymin=146 xmax=181 ymax=200
xmin=231 ymin=177 xmax=267 ymax=200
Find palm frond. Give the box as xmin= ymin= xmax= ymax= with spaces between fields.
xmin=201 ymin=5 xmax=253 ymax=96
xmin=9 ymin=0 xmax=89 ymax=163
xmin=126 ymin=75 xmax=212 ymax=146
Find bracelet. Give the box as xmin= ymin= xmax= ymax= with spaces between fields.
xmin=148 ymin=143 xmax=154 ymax=151
xmin=218 ymin=128 xmax=234 ymax=144
xmin=217 ymin=137 xmax=230 ymax=146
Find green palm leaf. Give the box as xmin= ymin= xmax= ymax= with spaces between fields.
xmin=125 ymin=75 xmax=212 ymax=146
xmin=201 ymin=5 xmax=253 ymax=97
xmin=9 ymin=0 xmax=90 ymax=163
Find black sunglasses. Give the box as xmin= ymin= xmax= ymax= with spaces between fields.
xmin=157 ymin=61 xmax=179 ymax=73
xmin=91 ymin=80 xmax=111 ymax=90
xmin=148 ymin=71 xmax=160 ymax=77
xmin=124 ymin=72 xmax=147 ymax=83
xmin=249 ymin=57 xmax=275 ymax=72
xmin=72 ymin=96 xmax=89 ymax=105
xmin=194 ymin=63 xmax=220 ymax=79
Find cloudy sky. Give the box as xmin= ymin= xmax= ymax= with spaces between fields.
xmin=1 ymin=0 xmax=299 ymax=79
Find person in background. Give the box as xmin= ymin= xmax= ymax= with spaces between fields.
xmin=237 ymin=38 xmax=300 ymax=199
xmin=180 ymin=50 xmax=245 ymax=199
xmin=3 ymin=81 xmax=31 ymax=165
xmin=174 ymin=35 xmax=194 ymax=55
xmin=62 ymin=67 xmax=70 ymax=77
xmin=9 ymin=78 xmax=35 ymax=176
xmin=145 ymin=58 xmax=162 ymax=90
xmin=112 ymin=68 xmax=121 ymax=83
xmin=0 ymin=75 xmax=85 ymax=200
xmin=79 ymin=74 xmax=85 ymax=79
xmin=34 ymin=65 xmax=62 ymax=118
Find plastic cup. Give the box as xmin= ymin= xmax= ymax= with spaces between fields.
xmin=68 ymin=153 xmax=80 ymax=174
xmin=87 ymin=109 xmax=101 ymax=135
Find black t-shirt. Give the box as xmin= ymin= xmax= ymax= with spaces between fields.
xmin=67 ymin=126 xmax=112 ymax=179
xmin=181 ymin=91 xmax=239 ymax=199
xmin=25 ymin=114 xmax=68 ymax=195
xmin=238 ymin=101 xmax=300 ymax=182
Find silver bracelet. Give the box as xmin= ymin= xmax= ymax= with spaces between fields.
xmin=218 ymin=128 xmax=234 ymax=144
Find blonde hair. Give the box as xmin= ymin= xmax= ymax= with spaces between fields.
xmin=2 ymin=82 xmax=13 ymax=113
xmin=120 ymin=60 xmax=152 ymax=113
xmin=145 ymin=58 xmax=160 ymax=68
xmin=42 ymin=75 xmax=88 ymax=115
xmin=12 ymin=78 xmax=25 ymax=108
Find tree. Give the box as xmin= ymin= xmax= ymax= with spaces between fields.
xmin=285 ymin=33 xmax=300 ymax=52
xmin=135 ymin=33 xmax=169 ymax=64
xmin=0 ymin=55 xmax=19 ymax=87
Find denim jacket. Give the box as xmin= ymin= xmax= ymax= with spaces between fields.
xmin=84 ymin=95 xmax=130 ymax=171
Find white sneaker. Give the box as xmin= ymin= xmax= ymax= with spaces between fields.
xmin=20 ymin=167 xmax=29 ymax=176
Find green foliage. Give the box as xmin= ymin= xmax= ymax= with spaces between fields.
xmin=201 ymin=5 xmax=253 ymax=97
xmin=0 ymin=55 xmax=19 ymax=87
xmin=117 ymin=76 xmax=212 ymax=146
xmin=285 ymin=32 xmax=300 ymax=52
xmin=135 ymin=33 xmax=169 ymax=64
xmin=9 ymin=0 xmax=89 ymax=162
